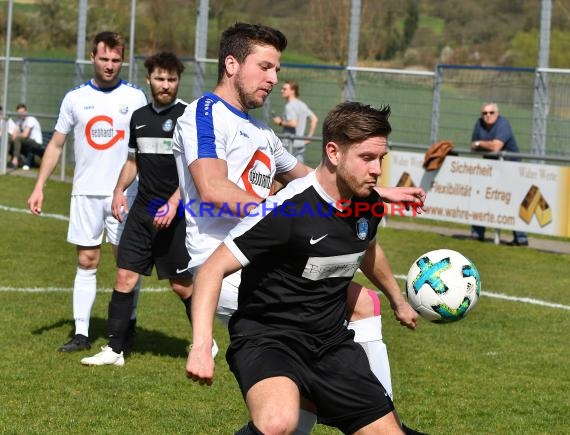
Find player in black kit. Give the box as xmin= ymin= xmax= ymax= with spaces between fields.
xmin=81 ymin=52 xmax=213 ymax=366
xmin=187 ymin=102 xmax=418 ymax=434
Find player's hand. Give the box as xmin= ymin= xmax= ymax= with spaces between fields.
xmin=111 ymin=192 xmax=128 ymax=222
xmin=152 ymin=201 xmax=177 ymax=230
xmin=27 ymin=189 xmax=44 ymax=215
xmin=376 ymin=186 xmax=426 ymax=214
xmin=186 ymin=345 xmax=215 ymax=386
xmin=392 ymin=300 xmax=419 ymax=330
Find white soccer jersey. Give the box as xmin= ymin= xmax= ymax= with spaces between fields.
xmin=55 ymin=79 xmax=147 ymax=195
xmin=22 ymin=116 xmax=43 ymax=144
xmin=173 ymin=92 xmax=298 ymax=267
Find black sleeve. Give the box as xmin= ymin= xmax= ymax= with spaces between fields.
xmin=128 ymin=108 xmax=141 ymax=151
xmin=231 ymin=205 xmax=293 ymax=264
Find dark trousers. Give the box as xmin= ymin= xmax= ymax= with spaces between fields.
xmin=471 ymin=225 xmax=528 ymax=243
xmin=10 ymin=136 xmax=44 ymax=166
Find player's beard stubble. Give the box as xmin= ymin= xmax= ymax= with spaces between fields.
xmin=336 ymin=159 xmax=379 ymax=199
xmin=234 ymin=72 xmax=268 ymax=111
xmin=151 ymin=88 xmax=177 ymax=107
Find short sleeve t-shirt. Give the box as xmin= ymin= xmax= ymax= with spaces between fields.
xmin=173 ymin=92 xmax=298 ymax=267
xmin=224 ymin=170 xmax=383 ymax=337
xmin=55 ymin=79 xmax=147 ymax=196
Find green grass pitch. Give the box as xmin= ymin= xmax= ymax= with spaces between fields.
xmin=1 ymin=174 xmax=569 ymax=434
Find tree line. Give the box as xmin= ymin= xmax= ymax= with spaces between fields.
xmin=1 ymin=0 xmax=569 ymax=68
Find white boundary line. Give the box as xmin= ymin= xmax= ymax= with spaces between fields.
xmin=0 ymin=287 xmax=168 ymax=293
xmin=392 ymin=274 xmax=570 ymax=311
xmin=2 ymin=280 xmax=569 ymax=311
xmin=0 ymin=204 xmax=69 ymax=221
xmin=479 ymin=291 xmax=570 ymax=310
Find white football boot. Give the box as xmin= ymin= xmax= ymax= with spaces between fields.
xmin=81 ymin=345 xmax=125 ymax=367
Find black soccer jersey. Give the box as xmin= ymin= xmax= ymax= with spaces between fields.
xmin=225 ymin=171 xmax=384 ymax=339
xmin=129 ymin=100 xmax=187 ymax=206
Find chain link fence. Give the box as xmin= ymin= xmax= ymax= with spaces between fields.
xmin=2 ymin=57 xmax=570 ymax=174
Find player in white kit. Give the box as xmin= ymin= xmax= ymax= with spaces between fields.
xmin=28 ymin=31 xmax=147 ymax=353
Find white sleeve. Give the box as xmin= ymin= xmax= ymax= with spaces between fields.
xmin=273 ymin=132 xmax=298 ymax=174
xmin=54 ymin=93 xmax=75 ymax=135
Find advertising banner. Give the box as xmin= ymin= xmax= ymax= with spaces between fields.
xmin=381 ymin=151 xmax=570 ymax=238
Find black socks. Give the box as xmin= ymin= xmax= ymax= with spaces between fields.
xmin=108 ymin=290 xmax=135 ymax=353
xmin=182 ymin=295 xmax=192 ymax=325
xmin=234 ymin=422 xmax=263 ymax=435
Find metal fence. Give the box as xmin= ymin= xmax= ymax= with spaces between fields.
xmin=431 ymin=65 xmax=570 ymax=158
xmin=2 ymin=57 xmax=570 ymax=174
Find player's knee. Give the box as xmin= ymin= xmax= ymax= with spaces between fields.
xmin=114 ymin=268 xmax=139 ymax=291
xmin=255 ymin=412 xmax=298 ymax=435
xmin=170 ymin=279 xmax=192 ymax=299
xmin=76 ymin=247 xmax=100 ymax=269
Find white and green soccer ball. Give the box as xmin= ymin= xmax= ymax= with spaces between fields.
xmin=406 ymin=249 xmax=481 ymax=322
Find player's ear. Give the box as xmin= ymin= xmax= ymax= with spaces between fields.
xmin=325 ymin=141 xmax=341 ymax=167
xmin=146 ymin=76 xmax=151 ymax=86
xmin=225 ymin=55 xmax=238 ymax=76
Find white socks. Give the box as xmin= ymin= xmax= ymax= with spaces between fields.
xmin=348 ymin=315 xmax=393 ymax=400
xmin=73 ymin=267 xmax=97 ymax=337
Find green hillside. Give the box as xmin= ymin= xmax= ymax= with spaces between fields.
xmin=2 ymin=0 xmax=569 ymax=68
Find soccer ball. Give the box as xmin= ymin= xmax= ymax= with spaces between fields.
xmin=406 ymin=249 xmax=481 ymax=322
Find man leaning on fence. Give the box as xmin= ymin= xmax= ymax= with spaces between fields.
xmin=470 ymin=102 xmax=528 ymax=246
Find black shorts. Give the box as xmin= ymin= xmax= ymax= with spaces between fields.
xmin=226 ymin=328 xmax=394 ymax=434
xmin=116 ymin=203 xmax=191 ymax=280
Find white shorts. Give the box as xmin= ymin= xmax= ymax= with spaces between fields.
xmin=216 ymin=269 xmax=241 ymax=324
xmin=67 ymin=195 xmax=134 ymax=247
xmin=190 ymin=266 xmax=240 ymax=325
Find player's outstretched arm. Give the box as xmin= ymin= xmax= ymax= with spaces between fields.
xmin=27 ymin=131 xmax=67 ymax=215
xmin=375 ymin=186 xmax=426 ymax=212
xmin=360 ymin=242 xmax=418 ymax=330
xmin=186 ymin=243 xmax=242 ymax=385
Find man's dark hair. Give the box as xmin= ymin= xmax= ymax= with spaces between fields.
xmin=286 ymin=80 xmax=299 ymax=97
xmin=144 ymin=52 xmax=185 ymax=77
xmin=217 ymin=22 xmax=287 ymax=83
xmin=322 ymin=102 xmax=391 ymax=158
xmin=91 ymin=31 xmax=125 ymax=58
xmin=16 ymin=103 xmax=27 ymax=111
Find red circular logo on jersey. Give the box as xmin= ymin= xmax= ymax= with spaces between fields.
xmin=85 ymin=115 xmax=125 ymax=150
xmin=241 ymin=150 xmax=272 ymax=199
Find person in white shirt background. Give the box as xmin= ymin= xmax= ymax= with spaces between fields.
xmin=8 ymin=103 xmax=43 ymax=170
